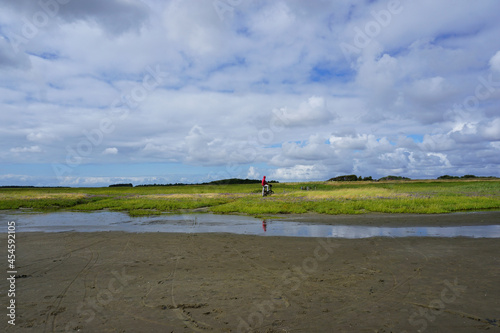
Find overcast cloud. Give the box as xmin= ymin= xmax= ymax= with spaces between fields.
xmin=0 ymin=0 xmax=499 ymax=186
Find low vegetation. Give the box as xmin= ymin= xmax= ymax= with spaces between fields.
xmin=1 ymin=178 xmax=499 ymax=217
xmin=327 ymin=175 xmax=373 ymax=181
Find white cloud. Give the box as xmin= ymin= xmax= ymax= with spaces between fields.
xmin=278 ymin=135 xmax=330 ymax=162
xmin=246 ymin=166 xmax=259 ymax=179
xmin=102 ymin=147 xmax=118 ymax=155
xmin=278 ymin=96 xmax=335 ymax=127
xmin=271 ymin=164 xmax=328 ymax=181
xmin=249 ymin=2 xmax=295 ymax=37
xmin=182 ymin=125 xmax=257 ymax=166
xmin=10 ymin=146 xmax=43 ymax=153
xmin=408 ymin=76 xmax=451 ymax=104
xmin=0 ymin=0 xmax=151 ymax=36
xmin=162 ymin=0 xmax=228 ymax=55
xmin=421 ymin=134 xmax=456 ymax=152
xmin=56 ymin=176 xmax=164 ymax=187
xmin=490 ymin=51 xmax=500 ymax=72
xmin=329 ymin=134 xmax=373 ymax=151
xmin=356 ymin=53 xmax=401 ymax=107
xmin=479 ymin=118 xmax=500 ymax=141
xmin=27 ymin=131 xmax=59 ymax=143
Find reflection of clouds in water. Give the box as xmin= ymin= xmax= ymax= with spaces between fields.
xmin=275 ymin=224 xmax=500 ymax=239
xmin=415 ymin=227 xmax=428 ymax=236
xmin=3 ymin=212 xmax=500 ymax=238
xmin=327 ymin=225 xmax=500 ymax=239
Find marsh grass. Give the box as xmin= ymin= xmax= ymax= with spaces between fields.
xmin=127 ymin=209 xmax=163 ymax=217
xmin=286 ymin=188 xmax=405 ymax=199
xmin=1 ymin=179 xmax=499 ymax=216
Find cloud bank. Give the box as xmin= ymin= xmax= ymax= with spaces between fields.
xmin=0 ymin=0 xmax=499 ymax=186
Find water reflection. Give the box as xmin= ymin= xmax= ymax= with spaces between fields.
xmin=1 ymin=211 xmax=500 ymax=238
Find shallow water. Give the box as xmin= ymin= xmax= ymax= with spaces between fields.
xmin=1 ymin=211 xmax=500 ymax=238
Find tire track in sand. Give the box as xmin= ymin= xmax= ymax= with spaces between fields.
xmin=43 ymin=236 xmax=102 ymax=332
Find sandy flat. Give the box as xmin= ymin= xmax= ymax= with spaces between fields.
xmin=2 ymin=213 xmax=500 ymax=332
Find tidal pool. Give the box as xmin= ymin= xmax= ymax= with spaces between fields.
xmin=1 ymin=211 xmax=500 ymax=238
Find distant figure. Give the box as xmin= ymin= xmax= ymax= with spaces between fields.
xmin=262 ymin=220 xmax=267 ymax=232
xmin=262 ymin=176 xmax=269 ymax=192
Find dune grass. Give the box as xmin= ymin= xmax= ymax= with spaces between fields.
xmin=0 ymin=179 xmax=499 ymax=216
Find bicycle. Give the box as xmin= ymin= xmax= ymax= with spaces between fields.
xmin=262 ymin=184 xmax=274 ymax=197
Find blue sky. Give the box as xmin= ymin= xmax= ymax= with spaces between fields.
xmin=1 ymin=0 xmax=500 ymax=187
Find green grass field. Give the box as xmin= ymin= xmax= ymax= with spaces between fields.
xmin=1 ymin=179 xmax=499 ymax=216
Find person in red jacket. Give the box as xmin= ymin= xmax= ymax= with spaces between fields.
xmin=262 ymin=176 xmax=272 ymax=197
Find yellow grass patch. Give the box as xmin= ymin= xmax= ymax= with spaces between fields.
xmin=288 ymin=188 xmax=406 ymax=199
xmin=140 ymin=193 xmax=248 ymax=199
xmin=324 ymin=181 xmax=374 ymax=186
xmin=0 ymin=192 xmax=87 ymax=200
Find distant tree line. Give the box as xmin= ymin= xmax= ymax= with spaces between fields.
xmin=437 ymin=175 xmax=498 ymax=180
xmin=0 ymin=186 xmax=70 ymax=188
xmin=136 ymin=183 xmax=189 ymax=187
xmin=109 ymin=183 xmax=133 ymax=187
xmin=327 ymin=175 xmax=374 ymax=181
xmin=327 ymin=174 xmax=498 ymax=182
xmin=378 ymin=175 xmax=411 ymax=181
xmin=135 ymin=178 xmax=279 ymax=187
xmin=203 ymin=178 xmax=261 ymax=185
xmin=202 ymin=178 xmax=278 ymax=185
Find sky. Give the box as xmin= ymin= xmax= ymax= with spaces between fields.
xmin=1 ymin=0 xmax=500 ymax=187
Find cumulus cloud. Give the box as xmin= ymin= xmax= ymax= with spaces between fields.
xmin=407 ymin=77 xmax=452 ymax=105
xmin=10 ymin=146 xmax=43 ymax=153
xmin=356 ymin=53 xmax=401 ymax=107
xmin=102 ymin=147 xmax=118 ymax=155
xmin=421 ymin=134 xmax=456 ymax=152
xmin=162 ymin=0 xmax=230 ymax=55
xmin=479 ymin=118 xmax=500 ymax=141
xmin=271 ymin=164 xmax=328 ymax=181
xmin=490 ymin=51 xmax=500 ymax=72
xmin=182 ymin=125 xmax=255 ymax=166
xmin=246 ymin=166 xmax=259 ymax=179
xmin=279 ymin=135 xmax=329 ymax=161
xmin=329 ymin=134 xmax=372 ymax=151
xmin=248 ymin=2 xmax=295 ymax=37
xmin=0 ymin=0 xmax=150 ymax=36
xmin=56 ymin=176 xmax=166 ymax=187
xmin=27 ymin=131 xmax=59 ymax=143
xmin=277 ymin=96 xmax=336 ymax=127
xmin=184 ymin=125 xmax=222 ymax=164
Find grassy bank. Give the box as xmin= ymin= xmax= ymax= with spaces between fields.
xmin=1 ymin=179 xmax=499 ymax=216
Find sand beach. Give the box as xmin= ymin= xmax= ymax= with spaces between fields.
xmin=2 ymin=212 xmax=500 ymax=332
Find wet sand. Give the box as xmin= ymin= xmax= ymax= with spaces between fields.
xmin=2 ymin=213 xmax=500 ymax=332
